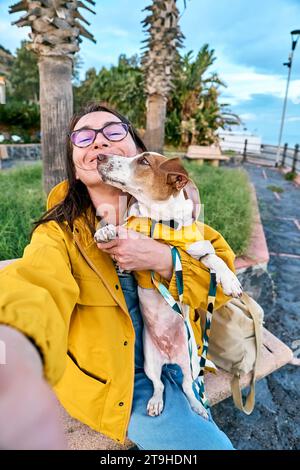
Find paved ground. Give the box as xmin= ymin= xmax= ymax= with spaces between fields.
xmin=212 ymin=162 xmax=300 ymax=450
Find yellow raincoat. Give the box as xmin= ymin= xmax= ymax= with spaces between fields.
xmin=0 ymin=180 xmax=235 ymax=443
xmin=125 ymin=216 xmax=214 ymax=289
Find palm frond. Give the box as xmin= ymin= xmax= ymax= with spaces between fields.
xmin=9 ymin=0 xmax=96 ymax=58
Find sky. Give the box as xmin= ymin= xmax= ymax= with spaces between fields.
xmin=0 ymin=0 xmax=300 ymax=146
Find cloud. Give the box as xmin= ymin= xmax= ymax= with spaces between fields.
xmin=229 ymin=93 xmax=300 ymax=145
xmin=214 ymin=54 xmax=300 ymax=106
xmin=239 ymin=113 xmax=257 ymax=121
xmin=286 ymin=117 xmax=300 ymax=122
xmin=181 ymin=0 xmax=300 ymax=76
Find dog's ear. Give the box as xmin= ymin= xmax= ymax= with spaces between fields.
xmin=185 ymin=179 xmax=201 ymax=221
xmin=158 ymin=157 xmax=189 ymax=190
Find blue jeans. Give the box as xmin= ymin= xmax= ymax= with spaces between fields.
xmin=118 ymin=272 xmax=235 ymax=451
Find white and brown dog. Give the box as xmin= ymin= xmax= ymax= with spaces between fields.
xmin=94 ymin=152 xmax=242 ymax=420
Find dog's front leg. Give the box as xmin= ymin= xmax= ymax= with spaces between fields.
xmin=200 ymin=254 xmax=242 ymax=298
xmin=94 ymin=224 xmax=126 ymax=272
xmin=143 ymin=330 xmax=165 ymax=416
xmin=94 ymin=223 xmax=117 ymax=243
xmin=138 ymin=288 xmax=167 ymax=416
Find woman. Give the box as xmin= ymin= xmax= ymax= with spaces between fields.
xmin=0 ymin=103 xmax=235 ymax=450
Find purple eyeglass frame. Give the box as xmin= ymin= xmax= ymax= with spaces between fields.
xmin=69 ymin=121 xmax=130 ymax=147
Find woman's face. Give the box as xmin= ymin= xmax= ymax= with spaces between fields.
xmin=72 ymin=111 xmax=138 ymax=189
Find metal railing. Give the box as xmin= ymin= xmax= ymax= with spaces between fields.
xmin=220 ymin=139 xmax=300 ymax=173
xmin=0 ymin=140 xmax=299 ymax=174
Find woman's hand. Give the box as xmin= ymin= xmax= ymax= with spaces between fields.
xmin=96 ymin=226 xmax=173 ymax=281
xmin=0 ymin=326 xmax=67 ymax=450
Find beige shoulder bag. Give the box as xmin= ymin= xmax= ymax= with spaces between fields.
xmin=198 ymin=292 xmax=264 ymax=414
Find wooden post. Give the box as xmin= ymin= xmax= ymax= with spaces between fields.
xmin=281 ymin=143 xmax=288 ymax=167
xmin=292 ymin=143 xmax=299 ymax=173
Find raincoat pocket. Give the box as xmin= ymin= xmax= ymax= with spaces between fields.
xmin=54 ymin=351 xmax=111 ymax=432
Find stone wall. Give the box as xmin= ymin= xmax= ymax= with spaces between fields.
xmin=0 ymin=144 xmax=41 ymax=161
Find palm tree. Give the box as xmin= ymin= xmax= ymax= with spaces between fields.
xmin=141 ymin=0 xmax=184 ymax=153
xmin=75 ymin=54 xmax=146 ymax=128
xmin=9 ymin=0 xmax=96 ymax=194
xmin=169 ymin=46 xmax=241 ymax=146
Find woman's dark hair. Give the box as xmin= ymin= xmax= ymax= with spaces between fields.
xmin=32 ymin=103 xmax=147 ymax=236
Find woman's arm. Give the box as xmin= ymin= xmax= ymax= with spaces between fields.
xmin=0 ymin=325 xmax=43 ymax=376
xmin=0 ymin=325 xmax=67 ymax=449
xmin=96 ymin=223 xmax=235 ymax=310
xmin=0 ymin=221 xmax=80 ymax=386
xmin=96 ymin=225 xmax=173 ymax=278
xmin=150 ymin=242 xmax=173 ymax=281
xmin=0 ymin=222 xmax=81 ymax=449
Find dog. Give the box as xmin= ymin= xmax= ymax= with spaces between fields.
xmin=94 ymin=152 xmax=242 ymax=419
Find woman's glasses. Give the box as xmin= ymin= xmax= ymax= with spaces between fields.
xmin=70 ymin=122 xmax=130 ymax=148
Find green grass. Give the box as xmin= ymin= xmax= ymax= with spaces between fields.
xmin=222 ymin=150 xmax=236 ymax=156
xmin=183 ymin=161 xmax=253 ymax=256
xmin=284 ymin=171 xmax=297 ymax=181
xmin=0 ymin=160 xmax=253 ymax=260
xmin=0 ymin=163 xmax=45 ymax=260
xmin=267 ymin=185 xmax=284 ymax=193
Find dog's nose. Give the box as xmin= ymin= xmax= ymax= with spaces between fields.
xmin=97 ymin=154 xmax=108 ymax=163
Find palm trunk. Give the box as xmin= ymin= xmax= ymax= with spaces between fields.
xmin=144 ymin=93 xmax=167 ymax=153
xmin=39 ymin=56 xmax=73 ymax=195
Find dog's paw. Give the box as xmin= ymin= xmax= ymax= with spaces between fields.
xmin=217 ymin=269 xmax=243 ymax=298
xmin=94 ymin=224 xmax=117 ymax=243
xmin=190 ymin=401 xmax=209 ymax=420
xmin=147 ymin=396 xmax=164 ymax=417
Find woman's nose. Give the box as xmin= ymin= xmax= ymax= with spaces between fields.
xmin=92 ymin=131 xmax=110 ymax=149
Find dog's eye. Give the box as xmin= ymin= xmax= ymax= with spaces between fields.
xmin=138 ymin=157 xmax=150 ymax=166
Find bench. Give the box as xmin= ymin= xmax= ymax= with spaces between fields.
xmin=0 ymin=258 xmax=295 ymax=449
xmin=185 ymin=145 xmax=229 ymax=167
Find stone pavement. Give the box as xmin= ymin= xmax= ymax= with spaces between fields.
xmin=212 ymin=162 xmax=300 ymax=450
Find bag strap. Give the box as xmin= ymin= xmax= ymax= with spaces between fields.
xmin=231 ymin=292 xmax=262 ymax=414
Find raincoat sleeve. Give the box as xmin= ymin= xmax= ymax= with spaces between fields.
xmin=166 ymin=223 xmax=236 ymax=310
xmin=0 ymin=221 xmax=80 ymax=386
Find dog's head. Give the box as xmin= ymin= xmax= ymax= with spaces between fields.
xmin=96 ymin=151 xmax=189 ymax=203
